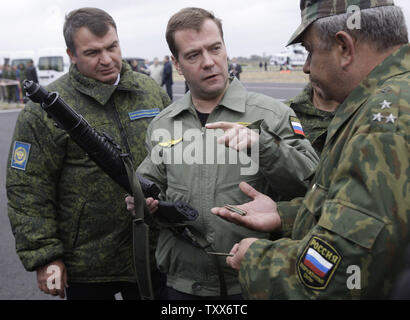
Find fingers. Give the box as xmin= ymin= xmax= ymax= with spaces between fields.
xmin=238 ymin=181 xmax=260 ymax=200
xmin=146 ymin=197 xmax=159 ymax=214
xmin=211 ymin=206 xmax=246 ymax=225
xmin=205 ymin=121 xmax=235 ymax=131
xmin=125 ymin=196 xmax=135 ymax=215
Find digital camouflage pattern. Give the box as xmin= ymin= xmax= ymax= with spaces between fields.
xmin=287 ymin=0 xmax=395 ymax=45
xmin=6 ymin=61 xmax=170 ymax=282
xmin=286 ymin=82 xmax=335 ymax=156
xmin=138 ymin=78 xmax=319 ymax=296
xmin=239 ymin=44 xmax=410 ymax=299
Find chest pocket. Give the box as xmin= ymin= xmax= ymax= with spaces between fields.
xmin=303 ymin=183 xmax=329 ymax=220
xmin=318 ymin=201 xmax=385 ymax=250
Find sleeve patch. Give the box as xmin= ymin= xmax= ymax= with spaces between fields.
xmin=11 ymin=141 xmax=31 ymax=171
xmin=297 ymin=236 xmax=341 ymax=290
xmin=289 ymin=116 xmax=305 ymax=137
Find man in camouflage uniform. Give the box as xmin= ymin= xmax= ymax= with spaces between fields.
xmin=212 ymin=0 xmax=409 ymax=299
xmin=286 ymin=82 xmax=338 ymax=156
xmin=6 ymin=8 xmax=170 ymax=300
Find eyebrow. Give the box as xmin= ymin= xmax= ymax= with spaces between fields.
xmin=183 ymin=41 xmax=223 ymax=57
xmin=83 ymin=40 xmax=119 ymax=55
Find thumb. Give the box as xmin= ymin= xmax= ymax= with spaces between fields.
xmin=239 ymin=181 xmax=260 ymax=200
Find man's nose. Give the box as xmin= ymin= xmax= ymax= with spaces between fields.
xmin=202 ymin=51 xmax=215 ymax=69
xmin=303 ymin=55 xmax=311 ymax=74
xmin=99 ymin=51 xmax=113 ymax=65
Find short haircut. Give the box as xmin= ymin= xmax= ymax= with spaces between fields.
xmin=64 ymin=7 xmax=117 ymax=55
xmin=314 ymin=6 xmax=408 ymax=52
xmin=166 ymin=7 xmax=224 ymax=60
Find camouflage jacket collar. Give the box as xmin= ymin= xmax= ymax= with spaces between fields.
xmin=287 ymin=83 xmax=335 ymax=118
xmin=69 ymin=60 xmax=144 ymax=105
xmin=326 ymin=44 xmax=410 ymax=145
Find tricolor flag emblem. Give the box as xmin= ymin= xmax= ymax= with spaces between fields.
xmin=297 ymin=236 xmax=341 ymax=290
xmin=303 ymin=248 xmax=333 ymax=278
xmin=289 ymin=116 xmax=305 ymax=136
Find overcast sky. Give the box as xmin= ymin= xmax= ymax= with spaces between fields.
xmin=1 ymin=0 xmax=409 ymax=61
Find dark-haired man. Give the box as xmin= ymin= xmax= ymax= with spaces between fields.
xmin=131 ymin=7 xmax=318 ymax=300
xmin=6 ymin=7 xmax=170 ymax=300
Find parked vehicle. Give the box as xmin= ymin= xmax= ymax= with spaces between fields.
xmin=37 ymin=48 xmax=70 ymax=86
xmin=271 ymin=45 xmax=308 ymax=68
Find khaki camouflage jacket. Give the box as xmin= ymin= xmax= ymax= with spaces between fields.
xmin=286 ymin=83 xmax=335 ymax=156
xmin=6 ymin=61 xmax=170 ymax=282
xmin=240 ymin=44 xmax=410 ymax=299
xmin=138 ymin=78 xmax=319 ymax=296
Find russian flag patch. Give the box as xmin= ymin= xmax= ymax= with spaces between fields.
xmin=129 ymin=108 xmax=160 ymax=121
xmin=297 ymin=236 xmax=341 ymax=290
xmin=290 ymin=116 xmax=305 ymax=137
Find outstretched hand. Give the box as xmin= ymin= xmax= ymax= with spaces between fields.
xmin=211 ymin=182 xmax=281 ymax=233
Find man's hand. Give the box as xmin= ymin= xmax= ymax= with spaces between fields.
xmin=125 ymin=195 xmax=159 ymax=215
xmin=226 ymin=238 xmax=258 ymax=270
xmin=36 ymin=260 xmax=68 ymax=299
xmin=211 ymin=182 xmax=281 ymax=233
xmin=205 ymin=121 xmax=259 ymax=151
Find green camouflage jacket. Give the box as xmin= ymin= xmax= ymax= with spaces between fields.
xmin=240 ymin=44 xmax=410 ymax=299
xmin=6 ymin=61 xmax=170 ymax=282
xmin=286 ymin=83 xmax=335 ymax=156
xmin=138 ymin=78 xmax=319 ymax=296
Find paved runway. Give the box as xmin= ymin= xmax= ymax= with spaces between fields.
xmin=0 ymin=80 xmax=305 ymax=300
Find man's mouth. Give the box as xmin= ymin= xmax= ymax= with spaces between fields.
xmin=203 ymin=74 xmax=219 ymax=81
xmin=100 ymin=67 xmax=115 ymax=75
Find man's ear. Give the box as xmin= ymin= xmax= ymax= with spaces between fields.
xmin=171 ymin=55 xmax=183 ymax=75
xmin=334 ymin=31 xmax=355 ymax=69
xmin=67 ymin=48 xmax=76 ymax=64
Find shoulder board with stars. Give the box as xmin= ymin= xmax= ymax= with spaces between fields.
xmin=372 ymin=100 xmax=397 ymax=124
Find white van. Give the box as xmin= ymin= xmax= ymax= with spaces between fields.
xmin=11 ymin=50 xmax=37 ymax=69
xmin=37 ymin=48 xmax=70 ymax=86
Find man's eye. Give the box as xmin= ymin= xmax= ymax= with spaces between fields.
xmin=187 ymin=53 xmax=198 ymax=60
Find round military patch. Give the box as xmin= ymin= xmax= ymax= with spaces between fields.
xmin=297 ymin=236 xmax=341 ymax=290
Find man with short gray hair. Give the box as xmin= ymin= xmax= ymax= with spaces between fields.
xmin=211 ymin=0 xmax=409 ymax=299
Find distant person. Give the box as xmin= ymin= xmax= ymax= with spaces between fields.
xmin=228 ymin=57 xmax=242 ymax=80
xmin=148 ymin=57 xmax=163 ymax=85
xmin=162 ymin=55 xmax=173 ymax=100
xmin=259 ymin=61 xmax=263 ymax=70
xmin=130 ymin=59 xmax=139 ymax=72
xmin=16 ymin=63 xmax=26 ymax=100
xmin=264 ymin=61 xmax=268 ymax=71
xmin=139 ymin=59 xmax=151 ymax=76
xmin=3 ymin=65 xmax=17 ymax=103
xmin=25 ymin=59 xmax=38 ymax=84
xmin=0 ymin=64 xmax=5 ymax=101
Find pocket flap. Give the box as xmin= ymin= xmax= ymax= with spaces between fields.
xmin=318 ymin=200 xmax=385 ymax=250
